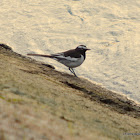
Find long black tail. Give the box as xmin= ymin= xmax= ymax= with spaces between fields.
xmin=27 ymin=53 xmax=52 ymax=58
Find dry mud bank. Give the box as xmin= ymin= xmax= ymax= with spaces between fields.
xmin=0 ymin=44 xmax=140 ymax=140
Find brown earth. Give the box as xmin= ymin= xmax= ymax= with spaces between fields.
xmin=0 ymin=44 xmax=140 ymax=140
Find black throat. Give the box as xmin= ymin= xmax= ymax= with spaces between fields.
xmin=80 ymin=51 xmax=86 ymax=59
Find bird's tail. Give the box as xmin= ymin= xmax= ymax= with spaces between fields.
xmin=27 ymin=53 xmax=52 ymax=58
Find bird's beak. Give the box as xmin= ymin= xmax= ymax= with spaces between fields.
xmin=86 ymin=48 xmax=90 ymax=51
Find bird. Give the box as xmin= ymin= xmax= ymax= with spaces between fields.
xmin=27 ymin=45 xmax=90 ymax=77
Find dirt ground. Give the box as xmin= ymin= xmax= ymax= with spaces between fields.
xmin=0 ymin=44 xmax=140 ymax=140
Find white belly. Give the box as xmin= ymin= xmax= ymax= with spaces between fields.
xmin=57 ymin=55 xmax=85 ymax=68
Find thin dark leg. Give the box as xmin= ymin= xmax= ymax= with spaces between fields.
xmin=69 ymin=68 xmax=77 ymax=77
xmin=69 ymin=68 xmax=73 ymax=75
xmin=71 ymin=68 xmax=77 ymax=77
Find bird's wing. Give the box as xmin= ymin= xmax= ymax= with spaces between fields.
xmin=51 ymin=49 xmax=81 ymax=61
xmin=63 ymin=49 xmax=81 ymax=58
xmin=51 ymin=52 xmax=79 ymax=62
xmin=27 ymin=49 xmax=82 ymax=62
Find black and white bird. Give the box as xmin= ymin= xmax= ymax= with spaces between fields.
xmin=27 ymin=45 xmax=90 ymax=77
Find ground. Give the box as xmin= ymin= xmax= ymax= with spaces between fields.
xmin=0 ymin=44 xmax=140 ymax=140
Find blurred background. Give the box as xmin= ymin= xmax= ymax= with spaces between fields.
xmin=0 ymin=0 xmax=140 ymax=102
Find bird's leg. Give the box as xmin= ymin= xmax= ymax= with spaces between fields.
xmin=71 ymin=68 xmax=77 ymax=77
xmin=69 ymin=68 xmax=77 ymax=77
xmin=69 ymin=68 xmax=73 ymax=75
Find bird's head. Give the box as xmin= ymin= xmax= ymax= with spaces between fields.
xmin=75 ymin=45 xmax=90 ymax=53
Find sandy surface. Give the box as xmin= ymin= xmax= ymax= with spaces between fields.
xmin=0 ymin=44 xmax=140 ymax=140
xmin=0 ymin=0 xmax=140 ymax=103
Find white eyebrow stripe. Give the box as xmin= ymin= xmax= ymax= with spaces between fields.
xmin=77 ymin=45 xmax=87 ymax=49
